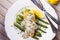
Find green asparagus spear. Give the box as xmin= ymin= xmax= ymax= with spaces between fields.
xmin=39 ymin=19 xmax=49 ymax=24
xmin=38 ymin=28 xmax=46 ymax=33
xmin=16 ymin=20 xmax=21 ymax=24
xmin=16 ymin=18 xmax=22 ymax=24
xmin=17 ymin=14 xmax=23 ymax=19
xmin=32 ymin=36 xmax=39 ymax=40
xmin=36 ymin=16 xmax=49 ymax=24
xmin=33 ymin=30 xmax=42 ymax=40
xmin=35 ymin=30 xmax=42 ymax=37
xmin=16 ymin=14 xmax=23 ymax=24
xmin=14 ymin=22 xmax=25 ymax=31
xmin=36 ymin=22 xmax=48 ymax=28
xmin=21 ymin=8 xmax=30 ymax=13
xmin=25 ymin=8 xmax=30 ymax=11
xmin=16 ymin=16 xmax=23 ymax=21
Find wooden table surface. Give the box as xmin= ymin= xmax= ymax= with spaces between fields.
xmin=0 ymin=0 xmax=60 ymax=40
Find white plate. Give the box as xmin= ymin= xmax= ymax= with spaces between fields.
xmin=5 ymin=0 xmax=58 ymax=40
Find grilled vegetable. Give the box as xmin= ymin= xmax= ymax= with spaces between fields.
xmin=16 ymin=14 xmax=24 ymax=24
xmin=21 ymin=8 xmax=30 ymax=13
xmin=32 ymin=36 xmax=39 ymax=40
xmin=38 ymin=28 xmax=46 ymax=33
xmin=16 ymin=18 xmax=22 ymax=24
xmin=39 ymin=19 xmax=49 ymax=24
xmin=17 ymin=14 xmax=23 ymax=19
xmin=36 ymin=21 xmax=48 ymax=28
xmin=25 ymin=8 xmax=30 ymax=12
xmin=16 ymin=16 xmax=23 ymax=21
xmin=36 ymin=17 xmax=49 ymax=24
xmin=16 ymin=15 xmax=23 ymax=24
xmin=16 ymin=19 xmax=21 ymax=24
xmin=14 ymin=22 xmax=25 ymax=31
xmin=35 ymin=30 xmax=42 ymax=37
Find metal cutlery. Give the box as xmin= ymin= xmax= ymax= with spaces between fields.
xmin=45 ymin=12 xmax=58 ymax=33
xmin=31 ymin=0 xmax=60 ymax=25
xmin=45 ymin=10 xmax=60 ymax=25
xmin=39 ymin=0 xmax=60 ymax=25
xmin=31 ymin=0 xmax=60 ymax=33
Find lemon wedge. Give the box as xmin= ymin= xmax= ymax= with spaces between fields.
xmin=48 ymin=0 xmax=60 ymax=5
xmin=32 ymin=9 xmax=44 ymax=19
